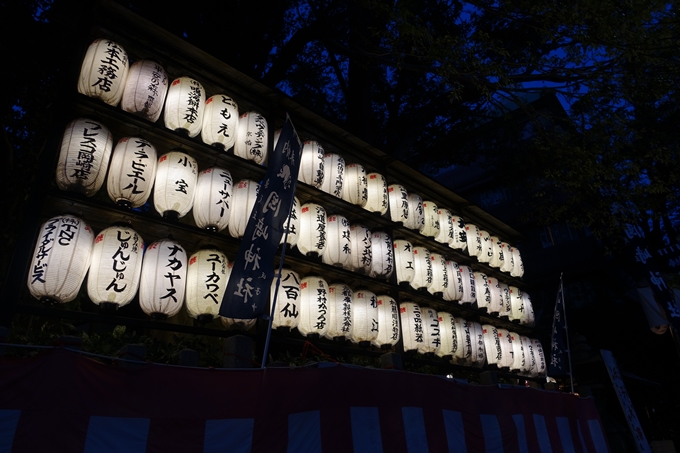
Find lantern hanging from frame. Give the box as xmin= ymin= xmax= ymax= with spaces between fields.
xmin=511 ymin=246 xmax=525 ymax=278
xmin=443 ymin=260 xmax=463 ymax=302
xmin=500 ymin=243 xmax=514 ymax=273
xmin=342 ymin=163 xmax=368 ymax=207
xmin=298 ymin=203 xmax=327 ymax=257
xmin=509 ymin=331 xmax=524 ymax=372
xmin=28 ymin=215 xmax=94 ymax=305
xmin=322 ymin=214 xmax=351 ymax=267
xmin=87 ymin=224 xmax=143 ymax=310
xmin=320 ymin=153 xmax=345 ymax=198
xmin=324 ymin=282 xmax=353 ymax=341
xmin=369 ymin=231 xmax=393 ymax=279
xmin=153 ymin=151 xmax=198 ymax=220
xmin=298 ymin=140 xmax=325 ymax=188
xmin=270 ymin=268 xmax=301 ymax=331
xmin=56 ymin=118 xmax=113 ymax=197
xmin=120 ymin=59 xmax=168 ymax=122
xmin=470 ymin=321 xmax=488 ymax=368
xmin=419 ymin=307 xmax=441 ymax=355
xmin=489 ymin=236 xmax=504 ymax=268
xmin=532 ymin=339 xmax=547 ymax=377
xmin=435 ymin=208 xmax=454 ymax=245
xmin=346 ymin=224 xmax=372 ymax=273
xmin=420 ymin=200 xmax=440 ymax=238
xmin=465 ymin=223 xmax=482 ymax=258
xmin=521 ymin=336 xmax=537 ymax=376
xmin=478 ymin=229 xmax=492 ymax=263
xmin=497 ymin=328 xmax=515 ymax=369
xmin=139 ymin=238 xmax=188 ymax=319
xmin=499 ymin=282 xmax=512 ymax=318
xmin=427 ymin=252 xmax=448 ymax=297
xmin=393 ymin=239 xmax=415 ymax=285
xmin=364 ymin=172 xmax=388 ymax=215
xmin=450 ymin=215 xmax=468 ymax=251
xmin=436 ymin=311 xmax=457 ymax=360
xmin=458 ymin=265 xmax=477 ymax=304
xmin=350 ymin=289 xmax=379 ymax=346
xmin=387 ymin=184 xmax=409 ymax=224
xmin=485 ymin=276 xmax=503 ymax=315
xmin=280 ymin=196 xmax=300 ymax=247
xmin=451 ymin=317 xmax=470 ymax=365
xmin=473 ymin=271 xmax=491 ymax=312
xmin=234 ymin=111 xmax=268 ymax=164
xmin=78 ymin=39 xmax=129 ymax=107
xmin=399 ymin=301 xmax=424 ymax=353
xmin=508 ymin=286 xmax=523 ymax=322
xmin=201 ymin=94 xmax=239 ymax=151
xmin=164 ymin=77 xmax=206 ymax=138
xmin=298 ymin=275 xmax=330 ymax=338
xmin=520 ymin=292 xmax=535 ymax=327
xmin=193 ymin=167 xmax=233 ymax=232
xmin=372 ymin=295 xmax=400 ymax=349
xmin=404 ymin=193 xmax=424 ymax=231
xmin=107 ymin=137 xmax=157 ymax=208
xmin=482 ymin=324 xmax=503 ymax=368
xmin=185 ymin=247 xmax=228 ymax=322
xmin=410 ymin=246 xmax=432 ymax=291
xmin=228 ymin=179 xmax=260 ymax=239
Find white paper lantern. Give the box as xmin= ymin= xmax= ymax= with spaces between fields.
xmin=56 ymin=118 xmax=113 ymax=197
xmin=435 ymin=208 xmax=454 ymax=245
xmin=465 ymin=223 xmax=482 ymax=258
xmin=234 ymin=111 xmax=268 ymax=164
xmin=399 ymin=302 xmax=424 ymax=353
xmin=509 ymin=286 xmax=524 ymax=322
xmin=474 ymin=271 xmax=491 ymax=311
xmin=271 ymin=268 xmax=301 ymax=330
xmin=280 ymin=196 xmax=300 ymax=247
xmin=387 ymin=184 xmax=409 ymax=224
xmin=298 ymin=203 xmax=327 ymax=257
xmin=452 ymin=317 xmax=470 ymax=365
xmin=28 ymin=215 xmax=94 ymax=304
xmin=139 ymin=239 xmax=187 ymax=319
xmin=410 ymin=246 xmax=432 ymax=291
xmin=341 ymin=163 xmax=368 ymax=207
xmin=193 ymin=167 xmax=233 ymax=232
xmin=421 ymin=201 xmax=440 ymax=238
xmin=483 ymin=324 xmax=503 ymax=367
xmin=153 ymin=151 xmax=198 ymax=220
xmin=373 ymin=295 xmax=400 ymax=349
xmin=298 ymin=276 xmax=330 ymax=337
xmin=436 ymin=312 xmax=457 ymax=359
xmin=107 ymin=137 xmax=157 ymax=208
xmin=369 ymin=231 xmax=393 ymax=279
xmin=532 ymin=339 xmax=547 ymax=377
xmin=427 ymin=252 xmax=448 ymax=296
xmin=458 ymin=265 xmax=477 ymax=304
xmin=511 ymin=247 xmax=525 ymax=278
xmin=325 ymin=282 xmax=353 ymax=340
xmin=478 ymin=230 xmax=492 ymax=263
xmin=419 ymin=307 xmax=441 ymax=355
xmin=322 ymin=214 xmax=351 ymax=267
xmin=393 ymin=239 xmax=415 ymax=285
xmin=404 ymin=193 xmax=424 ymax=231
xmin=298 ymin=140 xmax=324 ymax=188
xmin=185 ymin=248 xmax=228 ymax=321
xmin=87 ymin=225 xmax=143 ymax=309
xmin=201 ymin=95 xmax=239 ymax=151
xmin=499 ymin=282 xmax=512 ymax=318
xmin=497 ymin=328 xmax=515 ymax=369
xmin=485 ymin=276 xmax=503 ymax=315
xmin=164 ymin=77 xmax=205 ymax=137
xmin=501 ymin=244 xmax=515 ymax=273
xmin=228 ymin=179 xmax=260 ymax=238
xmin=443 ymin=260 xmax=462 ymax=302
xmin=450 ymin=215 xmax=468 ymax=251
xmin=509 ymin=331 xmax=524 ymax=372
xmin=321 ymin=153 xmax=345 ymax=197
xmin=521 ymin=336 xmax=536 ymax=376
xmin=350 ymin=289 xmax=379 ymax=345
xmin=78 ymin=39 xmax=129 ymax=106
xmin=121 ymin=59 xmax=168 ymax=122
xmin=347 ymin=224 xmax=372 ymax=273
xmin=365 ymin=172 xmax=388 ymax=214
xmin=489 ymin=236 xmax=504 ymax=268
xmin=469 ymin=321 xmax=487 ymax=368
xmin=521 ymin=292 xmax=535 ymax=327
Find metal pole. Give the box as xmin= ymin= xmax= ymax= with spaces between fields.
xmin=560 ymin=273 xmax=575 ymax=394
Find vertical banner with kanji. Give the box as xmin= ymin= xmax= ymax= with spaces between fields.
xmin=548 ymin=276 xmax=569 ymax=376
xmin=220 ymin=115 xmax=302 ymax=319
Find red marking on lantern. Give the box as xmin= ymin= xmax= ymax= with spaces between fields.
xmin=95 ymin=234 xmax=103 ymax=244
xmin=171 ymin=79 xmax=181 ymax=86
xmin=189 ymin=256 xmax=197 ymax=265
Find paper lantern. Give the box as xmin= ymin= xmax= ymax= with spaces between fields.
xmin=193 ymin=167 xmax=233 ymax=232
xmin=322 ymin=214 xmax=351 ymax=267
xmin=120 ymin=59 xmax=168 ymax=122
xmin=436 ymin=312 xmax=457 ymax=359
xmin=419 ymin=307 xmax=441 ymax=355
xmin=532 ymin=339 xmax=547 ymax=377
xmin=451 ymin=317 xmax=470 ymax=365
xmin=509 ymin=331 xmax=524 ymax=372
xmin=458 ymin=265 xmax=476 ymax=304
xmin=298 ymin=140 xmax=324 ymax=188
xmin=350 ymin=289 xmax=378 ymax=345
xmin=372 ymin=295 xmax=400 ymax=349
xmin=201 ymin=95 xmax=239 ymax=151
xmin=342 ymin=163 xmax=368 ymax=207
xmin=421 ymin=201 xmax=440 ymax=238
xmin=27 ymin=215 xmax=94 ymax=304
xmin=369 ymin=231 xmax=393 ymax=279
xmin=499 ymin=282 xmax=512 ymax=318
xmin=483 ymin=324 xmax=503 ymax=367
xmin=443 ymin=260 xmax=462 ymax=302
xmin=399 ymin=302 xmax=424 ymax=353
xmin=164 ymin=77 xmax=205 ymax=137
xmin=298 ymin=203 xmax=327 ymax=257
xmin=410 ymin=246 xmax=432 ymax=291
xmin=280 ymin=196 xmax=300 ymax=247
xmin=87 ymin=224 xmax=143 ymax=309
xmin=56 ymin=118 xmax=113 ymax=196
xmin=485 ymin=276 xmax=503 ymax=315
xmin=521 ymin=292 xmax=535 ymax=327
xmin=404 ymin=193 xmax=424 ymax=231
xmin=324 ymin=282 xmax=353 ymax=340
xmin=427 ymin=252 xmax=448 ymax=296
xmin=185 ymin=248 xmax=228 ymax=322
xmin=455 ymin=319 xmax=486 ymax=367
xmin=478 ymin=230 xmax=492 ymax=263
xmin=393 ymin=239 xmax=415 ymax=285
xmin=387 ymin=184 xmax=409 ymax=223
xmin=234 ymin=111 xmax=268 ymax=164
xmin=228 ymin=179 xmax=260 ymax=238
xmin=320 ymin=153 xmax=345 ymax=197
xmin=153 ymin=151 xmax=198 ymax=220
xmin=497 ymin=328 xmax=515 ymax=369
xmin=469 ymin=321 xmax=487 ymax=368
xmin=489 ymin=236 xmax=504 ymax=268
xmin=435 ymin=208 xmax=454 ymax=245
xmin=473 ymin=271 xmax=491 ymax=311
xmin=298 ymin=276 xmax=330 ymax=337
xmin=450 ymin=215 xmax=468 ymax=251
xmin=501 ymin=244 xmax=514 ymax=273
xmin=365 ymin=172 xmax=388 ymax=215
xmin=107 ymin=137 xmax=157 ymax=208
xmin=270 ymin=268 xmax=301 ymax=330
xmin=78 ymin=39 xmax=129 ymax=106
xmin=139 ymin=239 xmax=187 ymax=319
xmin=465 ymin=223 xmax=482 ymax=258
xmin=521 ymin=336 xmax=536 ymax=376
xmin=509 ymin=286 xmax=524 ymax=322
xmin=347 ymin=224 xmax=372 ymax=273
xmin=511 ymin=247 xmax=525 ymax=278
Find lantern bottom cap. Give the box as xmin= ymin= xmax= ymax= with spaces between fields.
xmin=204 ymin=226 xmax=218 ymax=233
xmin=275 ymin=326 xmax=291 ymax=333
xmin=380 ymin=344 xmax=393 ymax=351
xmin=39 ymin=296 xmax=61 ymax=305
xmin=150 ymin=312 xmax=168 ymax=320
xmin=305 ymin=333 xmax=320 ymax=340
xmin=358 ymin=340 xmax=371 ymax=348
xmin=163 ymin=211 xmax=179 ymax=221
xmin=332 ymin=336 xmax=346 ymax=342
xmin=99 ymin=302 xmax=120 ymax=312
xmin=196 ymin=314 xmax=214 ymax=324
xmin=116 ymin=199 xmax=133 ymax=209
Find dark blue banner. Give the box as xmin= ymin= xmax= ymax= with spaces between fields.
xmin=220 ymin=115 xmax=302 ymax=319
xmin=548 ymin=278 xmax=569 ymax=376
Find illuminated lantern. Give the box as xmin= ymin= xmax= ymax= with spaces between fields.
xmin=450 ymin=215 xmax=468 ymax=251
xmin=325 ymin=282 xmax=353 ymax=340
xmin=421 ymin=201 xmax=440 ymax=238
xmin=322 ymin=214 xmax=351 ymax=267
xmin=483 ymin=324 xmax=503 ymax=367
xmin=107 ymin=137 xmax=157 ymax=208
xmin=410 ymin=246 xmax=432 ymax=291
xmin=298 ymin=140 xmax=324 ymax=188
xmin=509 ymin=331 xmax=524 ymax=372
xmin=139 ymin=239 xmax=187 ymax=319
xmin=373 ymin=295 xmax=400 ymax=349
xmin=347 ymin=224 xmax=372 ymax=273
xmin=350 ymin=289 xmax=378 ymax=345
xmin=399 ymin=301 xmax=424 ymax=353
xmin=78 ymin=39 xmax=129 ymax=106
xmin=465 ymin=223 xmax=482 ymax=258
xmin=478 ymin=230 xmax=492 ymax=263
xmin=469 ymin=321 xmax=487 ymax=368
xmin=393 ymin=239 xmax=415 ymax=285
xmin=321 ymin=153 xmax=345 ymax=197
xmin=497 ymin=328 xmax=514 ymax=369
xmin=458 ymin=265 xmax=476 ymax=304
xmin=369 ymin=231 xmax=393 ymax=279
xmin=298 ymin=203 xmax=327 ymax=257
xmin=508 ymin=286 xmax=524 ymax=322
xmin=521 ymin=292 xmax=535 ymax=327
xmin=201 ymin=95 xmax=239 ymax=151
xmin=193 ymin=167 xmax=233 ymax=232
xmin=452 ymin=317 xmax=470 ymax=365
xmin=280 ymin=196 xmax=300 ymax=247
xmin=489 ymin=236 xmax=504 ymax=268
xmin=532 ymin=339 xmax=547 ymax=376
xmin=387 ymin=184 xmax=409 ymax=224
xmin=485 ymin=276 xmax=503 ymax=315
xmin=436 ymin=312 xmax=457 ymax=359
xmin=435 ymin=208 xmax=455 ymax=245
xmin=56 ymin=118 xmax=113 ymax=197
xmin=164 ymin=77 xmax=205 ymax=137
xmin=27 ymin=215 xmax=93 ymax=304
xmin=234 ymin=111 xmax=268 ymax=164
xmin=511 ymin=247 xmax=525 ymax=278
xmin=427 ymin=252 xmax=448 ymax=296
xmin=521 ymin=336 xmax=536 ymax=376
xmin=365 ymin=172 xmax=388 ymax=215
xmin=121 ymin=59 xmax=168 ymax=122
xmin=87 ymin=224 xmax=143 ymax=309
xmin=499 ymin=282 xmax=512 ymax=318
xmin=501 ymin=244 xmax=515 ymax=273
xmin=185 ymin=248 xmax=228 ymax=322
xmin=473 ymin=271 xmax=491 ymax=311
xmin=228 ymin=179 xmax=259 ymax=238
xmin=153 ymin=151 xmax=198 ymax=220
xmin=298 ymin=276 xmax=330 ymax=337
xmin=419 ymin=307 xmax=440 ymax=355
xmin=443 ymin=260 xmax=462 ymax=302
xmin=404 ymin=193 xmax=424 ymax=231
xmin=270 ymin=268 xmax=301 ymax=331
xmin=342 ymin=163 xmax=368 ymax=207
